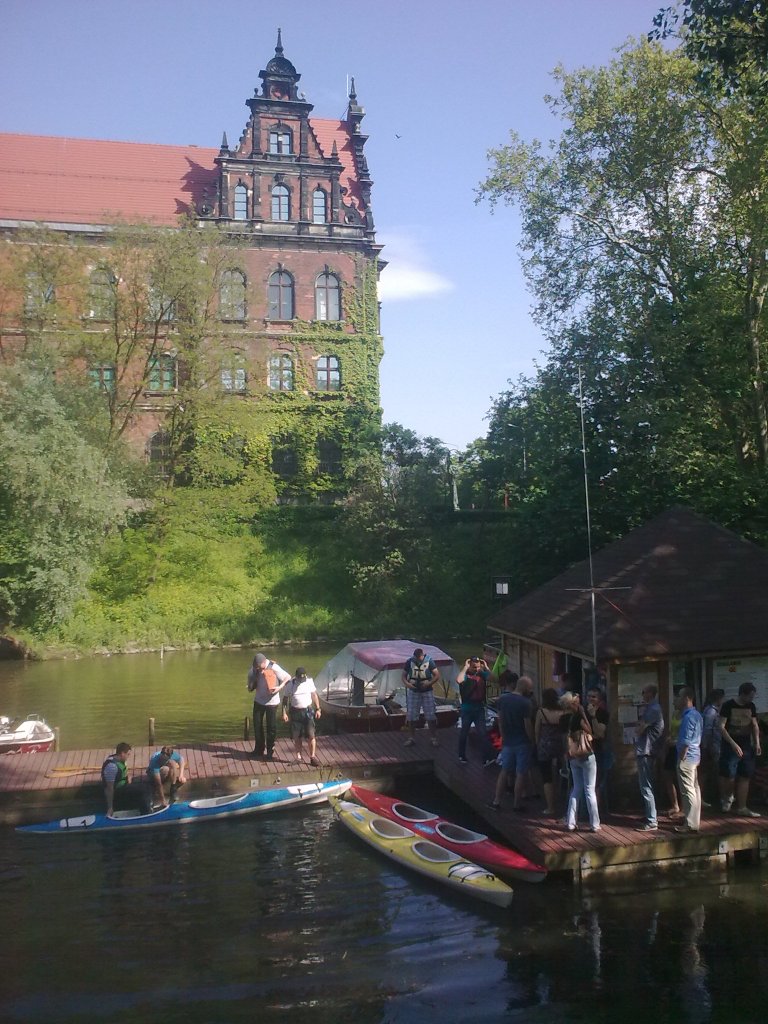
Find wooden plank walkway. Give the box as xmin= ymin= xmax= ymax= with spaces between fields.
xmin=3 ymin=731 xmax=767 ymax=884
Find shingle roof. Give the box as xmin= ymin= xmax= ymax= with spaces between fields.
xmin=488 ymin=507 xmax=768 ymax=661
xmin=0 ymin=122 xmax=362 ymax=226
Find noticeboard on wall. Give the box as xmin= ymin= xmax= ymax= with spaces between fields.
xmin=616 ymin=664 xmax=660 ymax=744
xmin=712 ymin=656 xmax=768 ymax=712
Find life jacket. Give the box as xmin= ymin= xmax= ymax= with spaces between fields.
xmin=262 ymin=665 xmax=279 ymax=695
xmin=407 ymin=658 xmax=434 ymax=689
xmin=101 ymin=755 xmax=128 ymax=789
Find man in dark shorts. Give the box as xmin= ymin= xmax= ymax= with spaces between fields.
xmin=490 ymin=673 xmax=533 ymax=812
xmin=719 ymin=682 xmax=762 ymax=816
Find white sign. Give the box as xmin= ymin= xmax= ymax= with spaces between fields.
xmin=712 ymin=656 xmax=768 ymax=712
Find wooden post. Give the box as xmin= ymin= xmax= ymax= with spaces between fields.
xmin=148 ymin=717 xmax=155 ymax=745
xmin=243 ymin=716 xmax=250 ymax=742
xmin=53 ymin=726 xmax=60 ymax=752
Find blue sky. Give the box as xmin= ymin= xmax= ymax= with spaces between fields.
xmin=1 ymin=0 xmax=665 ymax=449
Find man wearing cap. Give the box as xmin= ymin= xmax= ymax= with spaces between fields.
xmin=247 ymin=652 xmax=291 ymax=760
xmin=282 ymin=667 xmax=322 ymax=767
xmin=456 ymin=656 xmax=495 ymax=765
xmin=402 ymin=647 xmax=440 ymax=748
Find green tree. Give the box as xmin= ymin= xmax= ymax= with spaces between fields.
xmin=0 ymin=358 xmax=128 ymax=631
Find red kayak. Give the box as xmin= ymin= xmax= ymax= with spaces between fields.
xmin=349 ymin=785 xmax=547 ymax=883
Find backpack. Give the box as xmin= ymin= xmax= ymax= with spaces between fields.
xmin=261 ymin=665 xmax=279 ymax=695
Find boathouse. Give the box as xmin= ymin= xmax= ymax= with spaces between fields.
xmin=486 ymin=506 xmax=768 ymax=801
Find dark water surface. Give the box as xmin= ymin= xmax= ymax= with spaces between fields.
xmin=2 ymin=650 xmax=768 ymax=1022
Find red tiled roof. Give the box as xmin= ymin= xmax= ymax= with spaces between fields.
xmin=0 ymin=120 xmax=362 ymax=226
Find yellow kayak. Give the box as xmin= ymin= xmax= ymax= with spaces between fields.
xmin=330 ymin=798 xmax=513 ymax=908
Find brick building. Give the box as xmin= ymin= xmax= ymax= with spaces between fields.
xmin=0 ymin=32 xmax=383 ymax=497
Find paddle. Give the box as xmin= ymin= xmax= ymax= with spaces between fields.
xmin=46 ymin=765 xmax=102 ymax=778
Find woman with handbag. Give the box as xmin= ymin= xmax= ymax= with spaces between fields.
xmin=563 ymin=697 xmax=601 ymax=832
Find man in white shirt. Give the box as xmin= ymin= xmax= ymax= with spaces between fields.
xmin=247 ymin=652 xmax=291 ymax=760
xmin=282 ymin=667 xmax=322 ymax=766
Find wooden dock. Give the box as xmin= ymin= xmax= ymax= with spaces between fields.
xmin=4 ymin=732 xmax=767 ymax=884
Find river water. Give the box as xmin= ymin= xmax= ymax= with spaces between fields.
xmin=2 ymin=648 xmax=767 ymax=1023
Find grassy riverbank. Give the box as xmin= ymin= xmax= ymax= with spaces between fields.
xmin=23 ymin=497 xmax=520 ymax=656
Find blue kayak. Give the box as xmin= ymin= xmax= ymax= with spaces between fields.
xmin=17 ymin=779 xmax=352 ymax=834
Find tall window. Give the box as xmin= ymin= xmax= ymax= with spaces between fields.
xmin=24 ymin=272 xmax=55 ymax=315
xmin=221 ymin=366 xmax=247 ymax=393
xmin=88 ymin=363 xmax=116 ymax=392
xmin=219 ymin=269 xmax=247 ymax=320
xmin=267 ymin=271 xmax=294 ymax=319
xmin=148 ymin=354 xmax=177 ymax=391
xmin=316 ymin=355 xmax=340 ymax=391
xmin=148 ymin=431 xmax=172 ymax=478
xmin=271 ymin=184 xmax=290 ymax=221
xmin=268 ymin=354 xmax=294 ymax=391
xmin=269 ymin=130 xmax=292 ymax=154
xmin=315 ymin=272 xmax=340 ymax=321
xmin=317 ymin=439 xmax=342 ymax=475
xmin=234 ymin=184 xmax=248 ymax=221
xmin=148 ymin=289 xmax=176 ymax=322
xmin=312 ymin=189 xmax=327 ymax=224
xmin=88 ymin=268 xmax=116 ymax=319
xmin=272 ymin=438 xmax=298 ymax=478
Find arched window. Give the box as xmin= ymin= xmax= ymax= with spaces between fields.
xmin=269 ymin=129 xmax=292 ymax=154
xmin=148 ymin=354 xmax=178 ymax=392
xmin=148 ymin=431 xmax=172 ymax=478
xmin=267 ymin=270 xmax=294 ymax=320
xmin=312 ymin=189 xmax=327 ymax=224
xmin=268 ymin=353 xmax=294 ymax=391
xmin=88 ymin=363 xmax=116 ymax=393
xmin=317 ymin=439 xmax=342 ymax=476
xmin=88 ymin=267 xmax=116 ymax=319
xmin=272 ymin=438 xmax=298 ymax=479
xmin=316 ymin=355 xmax=340 ymax=391
xmin=219 ymin=269 xmax=247 ymax=320
xmin=315 ymin=272 xmax=340 ymax=321
xmin=271 ymin=184 xmax=290 ymax=221
xmin=234 ymin=184 xmax=248 ymax=221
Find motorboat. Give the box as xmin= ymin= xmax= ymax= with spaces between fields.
xmin=0 ymin=715 xmax=55 ymax=754
xmin=315 ymin=640 xmax=459 ymax=733
xmin=16 ymin=779 xmax=352 ymax=834
xmin=330 ymin=797 xmax=513 ymax=908
xmin=349 ymin=785 xmax=547 ymax=882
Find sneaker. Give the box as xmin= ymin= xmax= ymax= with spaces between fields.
xmin=566 ymin=824 xmax=576 ymax=832
xmin=483 ymin=758 xmax=498 ymax=768
xmin=735 ymin=807 xmax=761 ymax=817
xmin=252 ymin=750 xmax=264 ymax=759
xmin=458 ymin=757 xmax=468 ymax=764
xmin=674 ymin=824 xmax=699 ymax=833
xmin=488 ymin=801 xmax=501 ymax=811
xmin=403 ymin=738 xmax=416 ymax=747
xmin=295 ymin=753 xmax=303 ymax=762
xmin=309 ymin=756 xmax=320 ymax=767
xmin=720 ymin=798 xmax=734 ymax=812
xmin=636 ymin=823 xmax=658 ymax=832
xmin=590 ymin=825 xmax=602 ymax=832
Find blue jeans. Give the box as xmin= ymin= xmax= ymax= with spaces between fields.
xmin=458 ymin=704 xmax=492 ymax=761
xmin=636 ymin=755 xmax=658 ymax=825
xmin=566 ymin=754 xmax=600 ymax=829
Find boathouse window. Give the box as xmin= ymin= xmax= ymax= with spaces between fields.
xmin=87 ymin=267 xmax=117 ymax=319
xmin=317 ymin=439 xmax=342 ymax=475
xmin=271 ymin=184 xmax=290 ymax=222
xmin=268 ymin=353 xmax=294 ymax=391
xmin=221 ymin=366 xmax=247 ymax=393
xmin=88 ymin=363 xmax=116 ymax=393
xmin=148 ymin=430 xmax=172 ymax=478
xmin=315 ymin=272 xmax=340 ymax=321
xmin=316 ymin=355 xmax=340 ymax=391
xmin=219 ymin=269 xmax=247 ymax=320
xmin=147 ymin=354 xmax=178 ymax=392
xmin=267 ymin=270 xmax=294 ymax=319
xmin=234 ymin=184 xmax=248 ymax=221
xmin=269 ymin=129 xmax=292 ymax=155
xmin=312 ymin=188 xmax=327 ymax=224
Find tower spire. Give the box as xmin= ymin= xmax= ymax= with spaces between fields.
xmin=275 ymin=27 xmax=283 ymax=55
